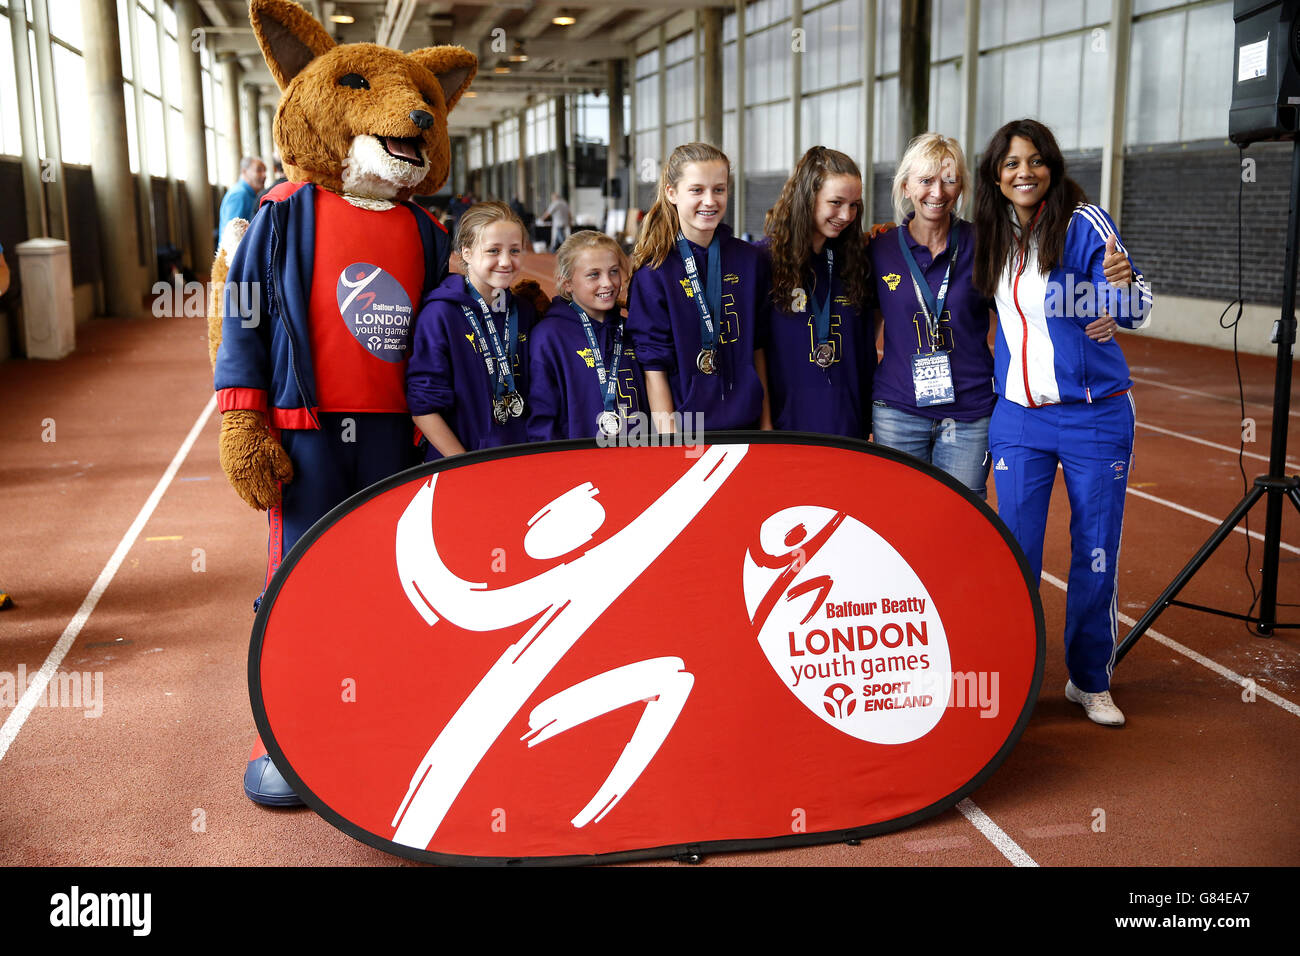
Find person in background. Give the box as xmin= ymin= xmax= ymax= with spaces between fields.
xmin=973 ymin=118 xmax=1152 ymax=728
xmin=218 ymin=156 xmax=267 ymax=237
xmin=261 ymin=157 xmax=287 ymax=198
xmin=540 ymin=191 xmax=573 ymax=252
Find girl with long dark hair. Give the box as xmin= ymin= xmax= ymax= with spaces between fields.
xmin=973 ymin=118 xmax=1153 ymax=728
xmin=761 ymin=146 xmax=873 ymax=438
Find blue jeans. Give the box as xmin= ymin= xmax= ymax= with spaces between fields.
xmin=871 ymin=402 xmax=991 ymax=499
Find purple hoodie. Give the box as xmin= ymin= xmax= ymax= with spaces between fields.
xmin=757 ymin=239 xmax=875 ymax=439
xmin=626 ymin=223 xmax=770 ymax=430
xmin=527 ymin=297 xmax=648 ymax=442
xmin=406 ymin=272 xmax=536 ymax=460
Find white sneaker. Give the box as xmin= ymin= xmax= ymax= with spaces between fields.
xmin=1065 ymin=680 xmax=1125 ymax=727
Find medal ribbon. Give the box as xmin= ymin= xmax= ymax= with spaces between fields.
xmin=568 ymin=300 xmax=624 ymax=413
xmin=811 ymin=247 xmax=834 ymax=348
xmin=675 ymin=232 xmax=722 ymax=354
xmin=461 ymin=279 xmax=519 ymax=399
xmin=897 ymin=224 xmax=958 ymax=354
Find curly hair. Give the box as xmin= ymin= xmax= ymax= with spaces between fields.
xmin=972 ymin=118 xmax=1087 ymax=297
xmin=632 ymin=142 xmax=731 ymax=271
xmin=763 ymin=145 xmax=868 ymax=314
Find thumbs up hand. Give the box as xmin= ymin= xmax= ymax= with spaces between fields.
xmin=1102 ymin=233 xmax=1132 ymax=287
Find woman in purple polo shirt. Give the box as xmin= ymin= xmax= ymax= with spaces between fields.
xmin=867 ymin=133 xmax=996 ymax=498
xmin=760 ymin=146 xmax=874 ymax=439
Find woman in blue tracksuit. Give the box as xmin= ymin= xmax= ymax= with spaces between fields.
xmin=973 ymin=119 xmax=1153 ymax=728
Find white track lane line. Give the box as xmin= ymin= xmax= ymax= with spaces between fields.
xmin=956 ymin=798 xmax=1038 ymax=867
xmin=1131 ymin=375 xmax=1300 ymax=420
xmin=1040 ymin=571 xmax=1300 ymax=718
xmin=0 ymin=395 xmax=217 ymax=763
xmin=1134 ymin=421 xmax=1300 ymax=472
xmin=1124 ymin=487 xmax=1300 ymax=554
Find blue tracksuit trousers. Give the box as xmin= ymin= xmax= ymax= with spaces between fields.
xmin=989 ymin=393 xmax=1135 ymax=693
xmin=266 ymin=412 xmax=418 ymax=584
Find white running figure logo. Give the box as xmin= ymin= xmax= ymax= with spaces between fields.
xmin=391 ymin=443 xmax=748 ymax=849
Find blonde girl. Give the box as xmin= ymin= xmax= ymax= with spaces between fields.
xmin=406 ymin=200 xmax=537 ymax=459
xmin=527 ymin=231 xmax=647 ymax=441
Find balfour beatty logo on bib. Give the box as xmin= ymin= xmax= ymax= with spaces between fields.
xmin=745 ymin=507 xmax=952 ymax=744
xmin=251 ymin=436 xmax=1043 ymax=866
xmin=336 ymin=262 xmax=412 ymax=361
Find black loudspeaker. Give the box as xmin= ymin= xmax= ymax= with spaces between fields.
xmin=1230 ymin=0 xmax=1300 ymax=145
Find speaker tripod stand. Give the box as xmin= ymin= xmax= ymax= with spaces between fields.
xmin=1116 ymin=139 xmax=1300 ymax=660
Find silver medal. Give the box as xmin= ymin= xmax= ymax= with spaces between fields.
xmin=814 ymin=342 xmax=835 ymax=368
xmin=506 ymin=392 xmax=525 ymax=418
xmin=492 ymin=398 xmax=509 ymax=424
xmin=696 ymin=348 xmax=717 ymax=375
xmin=597 ymin=410 xmax=622 ymax=437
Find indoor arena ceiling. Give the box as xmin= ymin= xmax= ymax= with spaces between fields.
xmin=197 ymin=1 xmax=732 ymax=133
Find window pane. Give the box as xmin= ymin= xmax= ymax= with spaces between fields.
xmin=124 ymin=81 xmax=138 ymax=172
xmin=53 ymin=44 xmax=89 ymax=164
xmin=933 ymin=0 xmax=965 ymax=62
xmin=170 ymin=105 xmax=185 ymax=175
xmin=1087 ymin=0 xmax=1112 ymax=22
xmin=0 ymin=15 xmax=22 ymax=156
xmin=162 ymin=33 xmax=180 ymax=109
xmin=1042 ymin=0 xmax=1085 ymax=34
xmin=145 ymin=92 xmax=165 ymax=174
xmin=1180 ymin=1 xmax=1233 ymax=141
xmin=137 ymin=9 xmax=160 ymax=96
xmin=1004 ymin=0 xmax=1042 ymax=44
xmin=976 ymin=49 xmax=1004 ymax=151
xmin=877 ymin=0 xmax=899 ymax=75
xmin=1038 ymin=35 xmax=1081 ymax=150
xmin=1126 ymin=11 xmax=1184 ymax=144
xmin=980 ymin=0 xmax=1004 ymax=49
xmin=1002 ymin=40 xmax=1039 ymax=122
xmin=118 ymin=0 xmax=132 ymax=81
xmin=873 ymin=76 xmax=898 ymax=162
xmin=724 ymin=40 xmax=736 ymax=111
xmin=927 ymin=61 xmax=960 ymax=144
xmin=49 ymin=0 xmax=84 ymax=49
xmin=1080 ymin=26 xmax=1108 ymax=148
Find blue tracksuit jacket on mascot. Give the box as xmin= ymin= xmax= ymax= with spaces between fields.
xmin=989 ymin=202 xmax=1153 ymax=694
xmin=215 ymin=182 xmax=450 ymax=571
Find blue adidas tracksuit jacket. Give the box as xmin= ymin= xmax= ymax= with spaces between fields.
xmin=989 ymin=203 xmax=1152 ymax=693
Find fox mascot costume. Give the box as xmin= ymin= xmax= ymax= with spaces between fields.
xmin=210 ymin=0 xmax=475 ymax=805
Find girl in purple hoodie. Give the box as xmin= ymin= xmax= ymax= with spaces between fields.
xmin=407 ymin=201 xmax=536 ymax=460
xmin=627 ymin=142 xmax=773 ymax=435
xmin=528 ymin=232 xmax=647 ymax=441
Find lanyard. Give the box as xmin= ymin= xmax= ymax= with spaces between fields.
xmin=811 ymin=247 xmax=834 ymax=346
xmin=897 ymin=224 xmax=958 ymax=354
xmin=568 ymin=300 xmax=624 ymax=413
xmin=459 ymin=279 xmax=519 ymax=398
xmin=675 ymin=232 xmax=722 ymax=351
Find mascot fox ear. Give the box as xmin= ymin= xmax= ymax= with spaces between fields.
xmin=408 ymin=47 xmax=478 ymax=113
xmin=250 ymin=0 xmax=336 ymax=90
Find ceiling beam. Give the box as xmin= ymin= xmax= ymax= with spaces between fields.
xmin=566 ymin=6 xmax=621 ymax=40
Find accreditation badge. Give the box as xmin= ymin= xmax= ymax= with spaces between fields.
xmin=911 ymin=352 xmax=956 ymax=408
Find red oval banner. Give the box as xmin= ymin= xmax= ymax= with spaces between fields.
xmin=251 ymin=434 xmax=1044 ymax=865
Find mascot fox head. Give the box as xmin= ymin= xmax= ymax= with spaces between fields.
xmin=250 ymin=0 xmax=476 ymax=202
